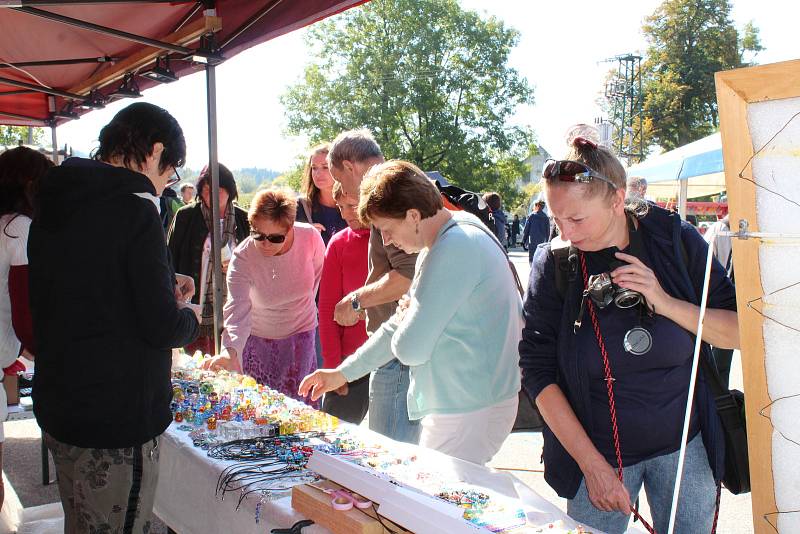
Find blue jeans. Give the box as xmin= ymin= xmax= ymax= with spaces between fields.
xmin=368 ymin=358 xmax=421 ymax=444
xmin=314 ymin=325 xmax=323 ymax=369
xmin=567 ymin=434 xmax=716 ymax=534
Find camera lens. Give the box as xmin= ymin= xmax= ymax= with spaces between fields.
xmin=588 ymin=273 xmax=615 ymax=309
xmin=615 ymin=290 xmax=642 ymax=309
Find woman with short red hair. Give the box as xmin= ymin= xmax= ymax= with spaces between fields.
xmin=203 ymin=188 xmax=325 ymax=404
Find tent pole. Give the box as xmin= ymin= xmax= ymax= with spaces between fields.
xmin=205 ymin=62 xmax=223 ymax=355
xmin=50 ymin=124 xmax=58 ymax=165
xmin=678 ymin=178 xmax=688 ymax=219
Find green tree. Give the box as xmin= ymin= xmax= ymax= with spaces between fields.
xmin=271 ymin=160 xmax=304 ymax=193
xmin=234 ymin=172 xmax=258 ymax=194
xmin=738 ymin=21 xmax=763 ymax=64
xmin=281 ymin=0 xmax=534 ymax=201
xmin=641 ymin=0 xmax=762 ymax=151
xmin=0 ymin=126 xmax=45 ymax=146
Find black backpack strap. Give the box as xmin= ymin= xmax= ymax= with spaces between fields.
xmin=551 ymin=235 xmax=577 ymax=300
xmin=441 ymin=219 xmax=524 ymax=298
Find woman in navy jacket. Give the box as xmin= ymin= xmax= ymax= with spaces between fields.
xmin=519 ymin=129 xmax=738 ymax=534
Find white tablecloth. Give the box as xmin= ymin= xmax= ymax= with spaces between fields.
xmin=154 ymin=423 xmax=330 ymax=534
xmin=153 ymin=423 xmax=594 ymax=534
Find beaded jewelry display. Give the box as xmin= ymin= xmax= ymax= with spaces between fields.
xmin=172 ymin=362 xmax=589 ymax=532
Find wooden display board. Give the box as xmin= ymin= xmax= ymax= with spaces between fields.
xmin=716 ymin=58 xmax=800 ymax=533
xmin=291 ymin=482 xmax=411 ymax=534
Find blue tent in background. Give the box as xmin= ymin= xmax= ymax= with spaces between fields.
xmin=627 ymin=133 xmax=727 ymax=200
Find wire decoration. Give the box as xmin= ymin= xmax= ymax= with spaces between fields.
xmin=745 ymin=280 xmax=800 ymax=334
xmin=732 ymin=104 xmax=800 ymax=532
xmin=737 ymin=109 xmax=800 ymax=209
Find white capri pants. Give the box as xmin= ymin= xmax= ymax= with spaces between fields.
xmin=419 ymin=395 xmax=518 ymax=465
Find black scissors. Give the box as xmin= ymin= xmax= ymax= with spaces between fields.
xmin=271 ymin=519 xmax=315 ymax=534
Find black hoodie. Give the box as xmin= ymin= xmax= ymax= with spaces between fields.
xmin=29 ymin=158 xmax=199 ymax=448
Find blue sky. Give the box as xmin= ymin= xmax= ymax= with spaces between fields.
xmin=57 ymin=0 xmax=795 ymax=171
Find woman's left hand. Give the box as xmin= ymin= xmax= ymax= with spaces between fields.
xmin=394 ymin=294 xmax=411 ymax=322
xmin=611 ymin=252 xmax=671 ymax=313
xmin=174 ymin=273 xmax=195 ymax=302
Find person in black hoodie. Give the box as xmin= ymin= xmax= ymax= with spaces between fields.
xmin=28 ymin=102 xmax=199 ymax=534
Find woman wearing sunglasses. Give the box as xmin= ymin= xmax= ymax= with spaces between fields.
xmin=202 ymin=188 xmax=325 ymax=405
xmin=519 ymin=126 xmax=739 ymax=533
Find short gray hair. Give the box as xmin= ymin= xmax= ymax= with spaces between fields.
xmin=328 ymin=129 xmax=383 ymax=168
xmin=627 ymin=176 xmax=647 ymax=191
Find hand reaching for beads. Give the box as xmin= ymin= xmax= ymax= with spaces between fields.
xmin=298 ymin=369 xmax=347 ymax=402
xmin=201 ymin=348 xmax=243 ymax=374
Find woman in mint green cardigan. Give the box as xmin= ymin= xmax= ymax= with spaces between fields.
xmin=299 ymin=160 xmax=522 ymax=465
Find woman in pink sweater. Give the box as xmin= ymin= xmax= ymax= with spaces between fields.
xmin=203 ymin=189 xmax=324 ymax=404
xmin=318 ymin=183 xmax=370 ymax=423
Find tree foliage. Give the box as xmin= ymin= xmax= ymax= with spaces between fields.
xmin=0 ymin=126 xmax=45 ymax=146
xmin=281 ymin=0 xmax=535 ymax=205
xmin=641 ymin=0 xmax=762 ymax=151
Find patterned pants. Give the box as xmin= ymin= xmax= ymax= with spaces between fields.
xmin=44 ymin=433 xmax=161 ymax=534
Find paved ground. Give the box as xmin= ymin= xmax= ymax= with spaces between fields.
xmin=1 ymin=246 xmax=754 ymax=532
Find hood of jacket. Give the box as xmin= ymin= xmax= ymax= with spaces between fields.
xmin=36 ymin=157 xmax=156 ymax=230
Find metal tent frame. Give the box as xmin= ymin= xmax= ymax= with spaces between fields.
xmin=0 ymin=0 xmax=369 ymax=351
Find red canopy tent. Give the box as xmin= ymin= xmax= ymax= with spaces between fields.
xmin=0 ymin=1 xmax=367 ymax=126
xmin=0 ymin=0 xmax=369 ymax=349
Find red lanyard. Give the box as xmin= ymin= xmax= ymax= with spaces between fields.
xmin=579 ymin=252 xmax=657 ymax=534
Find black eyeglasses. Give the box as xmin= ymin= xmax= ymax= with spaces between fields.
xmin=166 ymin=168 xmax=181 ymax=188
xmin=542 ymin=159 xmax=617 ymax=189
xmin=250 ymin=231 xmax=286 ymax=244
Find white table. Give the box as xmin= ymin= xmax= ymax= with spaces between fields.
xmin=154 ymin=423 xmax=330 ymax=534
xmin=153 ymin=423 xmax=585 ymax=534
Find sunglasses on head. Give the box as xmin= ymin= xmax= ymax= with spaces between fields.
xmin=542 ymin=159 xmax=616 ymax=189
xmin=251 ymin=231 xmax=286 ymax=244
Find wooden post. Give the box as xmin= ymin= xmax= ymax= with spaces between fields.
xmin=715 ymin=58 xmax=800 ymax=534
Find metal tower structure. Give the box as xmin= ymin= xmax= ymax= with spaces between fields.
xmin=604 ymin=54 xmax=644 ymax=165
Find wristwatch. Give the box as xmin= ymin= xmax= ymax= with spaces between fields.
xmin=350 ymin=293 xmax=364 ymax=313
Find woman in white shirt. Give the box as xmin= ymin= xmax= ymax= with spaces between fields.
xmin=0 ymin=146 xmax=54 ymax=507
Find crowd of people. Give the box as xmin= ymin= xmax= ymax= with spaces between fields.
xmin=0 ymin=104 xmax=740 ymax=534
